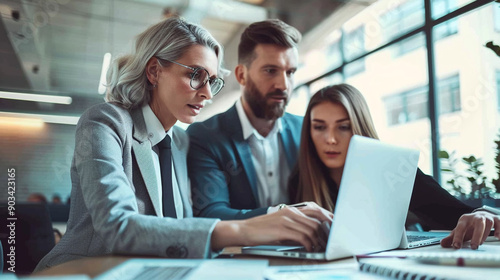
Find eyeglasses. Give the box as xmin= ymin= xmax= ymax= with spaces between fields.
xmin=156 ymin=58 xmax=225 ymax=96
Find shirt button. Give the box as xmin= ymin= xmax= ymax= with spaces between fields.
xmin=268 ymin=172 xmax=273 ymax=177
xmin=148 ymin=133 xmax=153 ymax=138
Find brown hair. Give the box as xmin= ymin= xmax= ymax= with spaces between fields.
xmin=238 ymin=19 xmax=301 ymax=65
xmin=293 ymin=84 xmax=379 ymax=211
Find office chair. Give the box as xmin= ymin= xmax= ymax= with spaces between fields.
xmin=0 ymin=203 xmax=55 ymax=275
xmin=47 ymin=203 xmax=70 ymax=222
xmin=0 ymin=238 xmax=3 ymax=273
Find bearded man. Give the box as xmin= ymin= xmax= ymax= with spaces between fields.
xmin=187 ymin=19 xmax=303 ymax=220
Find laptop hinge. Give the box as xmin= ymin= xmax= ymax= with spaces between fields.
xmin=398 ymin=228 xmax=409 ymax=249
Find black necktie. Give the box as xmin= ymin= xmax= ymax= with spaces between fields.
xmin=157 ymin=135 xmax=177 ymax=218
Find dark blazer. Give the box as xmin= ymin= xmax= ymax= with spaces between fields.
xmin=187 ymin=104 xmax=303 ymax=220
xmin=35 ymin=103 xmax=219 ymax=271
xmin=289 ymin=168 xmax=474 ymax=230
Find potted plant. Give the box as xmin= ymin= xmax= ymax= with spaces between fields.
xmin=439 ymin=151 xmax=496 ymax=207
xmin=492 ymin=133 xmax=500 ymax=197
xmin=438 ymin=150 xmax=467 ymax=199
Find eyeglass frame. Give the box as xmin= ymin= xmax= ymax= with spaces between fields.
xmin=155 ymin=57 xmax=225 ymax=96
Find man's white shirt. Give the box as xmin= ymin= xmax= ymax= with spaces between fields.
xmin=235 ymin=99 xmax=290 ymax=212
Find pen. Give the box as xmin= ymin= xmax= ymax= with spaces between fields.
xmin=409 ymin=253 xmax=500 ymax=267
xmin=288 ymin=203 xmax=308 ymax=208
xmin=356 ymin=253 xmax=500 ymax=267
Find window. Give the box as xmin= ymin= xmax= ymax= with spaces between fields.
xmin=437 ymin=74 xmax=460 ymax=114
xmin=381 ymin=0 xmax=457 ymax=57
xmin=385 ymin=94 xmax=407 ymax=126
xmin=343 ymin=26 xmax=365 ymax=77
xmin=497 ymin=70 xmax=500 ymax=110
xmin=343 ymin=26 xmax=365 ymax=61
xmin=381 ymin=0 xmax=425 ymax=56
xmin=326 ymin=40 xmax=342 ymax=71
xmin=384 ymin=87 xmax=428 ymax=126
xmin=495 ymin=3 xmax=500 ymax=32
xmin=395 ymin=34 xmax=426 ymax=57
xmin=435 ymin=4 xmax=499 ymax=200
xmin=309 ymin=72 xmax=343 ymax=95
xmin=433 ymin=0 xmax=458 ymax=40
xmin=406 ymin=88 xmax=428 ymax=121
xmin=381 ymin=0 xmax=424 ymax=40
xmin=384 ymin=75 xmax=460 ymax=125
xmin=287 ymin=86 xmax=310 ymax=116
xmin=305 ymin=0 xmax=496 ymax=187
xmin=344 ymin=59 xmax=365 ymax=78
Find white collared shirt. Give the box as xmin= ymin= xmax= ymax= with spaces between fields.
xmin=235 ymin=99 xmax=290 ymax=209
xmin=141 ymin=105 xmax=184 ymax=218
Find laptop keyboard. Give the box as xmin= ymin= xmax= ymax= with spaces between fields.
xmin=281 ymin=246 xmax=326 ymax=253
xmin=133 ymin=266 xmax=194 ymax=280
xmin=407 ymin=234 xmax=436 ymax=242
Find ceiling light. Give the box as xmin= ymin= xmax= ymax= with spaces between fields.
xmin=0 ymin=112 xmax=79 ymax=125
xmin=98 ymin=53 xmax=112 ymax=95
xmin=0 ymin=91 xmax=72 ymax=104
xmin=0 ymin=116 xmax=44 ymax=129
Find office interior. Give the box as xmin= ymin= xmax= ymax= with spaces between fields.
xmin=0 ymin=0 xmax=499 ymax=273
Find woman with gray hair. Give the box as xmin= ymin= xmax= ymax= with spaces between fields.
xmin=35 ymin=17 xmax=331 ymax=271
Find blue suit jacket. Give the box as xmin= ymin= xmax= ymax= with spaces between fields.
xmin=187 ymin=104 xmax=303 ymax=220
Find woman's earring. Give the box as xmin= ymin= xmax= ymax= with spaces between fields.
xmin=153 ymin=83 xmax=157 ymax=88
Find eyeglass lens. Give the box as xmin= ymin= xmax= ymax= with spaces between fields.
xmin=190 ymin=68 xmax=224 ymax=95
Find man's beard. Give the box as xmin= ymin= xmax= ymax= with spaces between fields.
xmin=243 ymin=76 xmax=289 ymax=120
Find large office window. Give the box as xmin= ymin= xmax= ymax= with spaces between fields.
xmin=438 ymin=74 xmax=461 ymax=115
xmin=434 ymin=3 xmax=500 ymax=199
xmin=385 ymin=94 xmax=406 ymax=126
xmin=310 ymin=72 xmax=343 ymax=95
xmin=380 ymin=0 xmax=458 ymax=57
xmin=326 ymin=40 xmax=343 ymax=72
xmin=384 ymin=87 xmax=428 ymax=126
xmin=345 ymin=31 xmax=431 ymax=172
xmin=380 ymin=0 xmax=425 ymax=57
xmin=495 ymin=2 xmax=500 ymax=32
xmin=383 ymin=74 xmax=460 ymax=126
xmin=343 ymin=27 xmax=366 ymax=77
xmin=380 ymin=0 xmax=424 ymax=41
xmin=287 ymin=86 xmax=311 ymax=117
xmin=299 ymin=0 xmax=499 ymax=202
xmin=433 ymin=0 xmax=459 ymax=40
xmin=497 ymin=70 xmax=500 ymax=111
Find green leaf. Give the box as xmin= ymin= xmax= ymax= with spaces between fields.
xmin=438 ymin=150 xmax=450 ymax=159
xmin=462 ymin=156 xmax=474 ymax=163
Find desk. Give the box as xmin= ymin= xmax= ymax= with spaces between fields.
xmin=32 ymin=247 xmax=355 ymax=278
xmin=32 ymin=241 xmax=500 ymax=279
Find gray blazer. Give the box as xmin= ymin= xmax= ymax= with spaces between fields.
xmin=35 ymin=103 xmax=219 ymax=271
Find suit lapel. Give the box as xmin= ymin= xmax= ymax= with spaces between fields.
xmin=130 ymin=108 xmax=162 ymax=216
xmin=222 ymin=105 xmax=259 ymax=201
xmin=279 ymin=116 xmax=299 ymax=168
xmin=171 ymin=127 xmax=192 ymax=218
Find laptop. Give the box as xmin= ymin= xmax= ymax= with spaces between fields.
xmin=93 ymin=259 xmax=268 ymax=280
xmin=401 ymin=229 xmax=450 ymax=249
xmin=242 ymin=135 xmax=433 ymax=260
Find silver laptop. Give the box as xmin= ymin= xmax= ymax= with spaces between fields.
xmin=93 ymin=259 xmax=268 ymax=280
xmin=401 ymin=229 xmax=449 ymax=249
xmin=242 ymin=135 xmax=424 ymax=260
